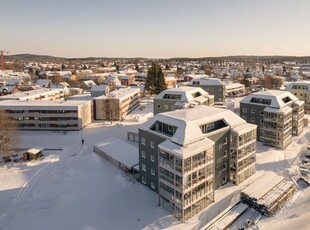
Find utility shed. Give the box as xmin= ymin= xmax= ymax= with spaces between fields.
xmin=22 ymin=148 xmax=44 ymax=161
xmin=240 ymin=171 xmax=295 ymax=216
xmin=94 ymin=138 xmax=139 ymax=173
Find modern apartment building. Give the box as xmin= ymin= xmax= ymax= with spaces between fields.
xmin=0 ymin=88 xmax=67 ymax=101
xmin=286 ymin=81 xmax=310 ymax=114
xmin=94 ymin=87 xmax=140 ymax=120
xmin=138 ymin=106 xmax=257 ymax=221
xmin=153 ymin=86 xmax=214 ymax=115
xmin=187 ymin=78 xmax=225 ymax=103
xmin=240 ymin=90 xmax=304 ymax=149
xmin=0 ymin=100 xmax=92 ymax=130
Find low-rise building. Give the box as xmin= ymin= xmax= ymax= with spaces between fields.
xmin=240 ymin=90 xmax=304 ymax=149
xmin=0 ymin=88 xmax=67 ymax=101
xmin=225 ymin=83 xmax=245 ymax=97
xmin=139 ymin=106 xmax=257 ymax=221
xmin=153 ymin=86 xmax=214 ymax=115
xmin=0 ymin=100 xmax=92 ymax=130
xmin=285 ymin=81 xmax=310 ymax=114
xmin=94 ymin=87 xmax=140 ymax=121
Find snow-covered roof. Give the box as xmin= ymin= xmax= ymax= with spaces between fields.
xmin=95 ymin=87 xmax=139 ymax=101
xmin=158 ymin=138 xmax=214 ymax=158
xmin=225 ymin=83 xmax=245 ymax=90
xmin=154 ymin=86 xmax=211 ymax=102
xmin=286 ymin=81 xmax=310 ymax=90
xmin=240 ymin=90 xmax=299 ymax=109
xmin=0 ymin=88 xmax=65 ymax=101
xmin=140 ymin=105 xmax=246 ymax=146
xmin=91 ymin=85 xmax=108 ymax=92
xmin=0 ymin=99 xmax=90 ymax=110
xmin=231 ymin=123 xmax=257 ymax=135
xmin=164 ymin=76 xmax=177 ymax=81
xmin=36 ymin=79 xmax=51 ymax=86
xmin=188 ymin=78 xmax=224 ymax=86
xmin=94 ymin=138 xmax=138 ymax=169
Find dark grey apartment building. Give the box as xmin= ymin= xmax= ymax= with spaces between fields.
xmin=240 ymin=90 xmax=304 ymax=149
xmin=186 ymin=78 xmax=225 ymax=103
xmin=138 ymin=106 xmax=257 ymax=221
xmin=153 ymin=86 xmax=214 ymax=115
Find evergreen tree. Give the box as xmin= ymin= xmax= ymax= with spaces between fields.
xmin=145 ymin=63 xmax=167 ymax=95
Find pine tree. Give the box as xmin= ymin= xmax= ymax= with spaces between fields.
xmin=145 ymin=63 xmax=167 ymax=95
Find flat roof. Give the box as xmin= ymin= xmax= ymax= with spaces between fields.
xmin=0 ymin=88 xmax=65 ymax=101
xmin=94 ymin=138 xmax=138 ymax=169
xmin=95 ymin=87 xmax=140 ymax=101
xmin=0 ymin=99 xmax=90 ymax=110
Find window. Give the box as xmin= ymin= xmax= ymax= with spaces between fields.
xmin=223 ymin=150 xmax=228 ymax=158
xmin=150 ymin=141 xmax=155 ymax=148
xmin=167 ymin=125 xmax=172 ymax=131
xmin=260 ymin=111 xmax=264 ymax=116
xmin=157 ymin=104 xmax=160 ymax=108
xmin=223 ymin=138 xmax=227 ymax=145
xmin=251 ymin=109 xmax=255 ymax=114
xmin=141 ymin=150 xmax=146 ymax=158
xmin=151 ymin=155 xmax=155 ymax=162
xmin=151 ymin=168 xmax=155 ymax=176
xmin=142 ymin=163 xmax=146 ymax=171
xmin=222 ymin=176 xmax=227 ymax=184
xmin=251 ymin=117 xmax=255 ymax=122
xmin=142 ymin=176 xmax=146 ymax=184
xmin=223 ymin=163 xmax=227 ymax=171
xmin=141 ymin=137 xmax=146 ymax=145
xmin=260 ymin=119 xmax=264 ymax=124
xmin=164 ymin=105 xmax=169 ymax=109
xmin=260 ymin=128 xmax=263 ymax=132
xmin=242 ymin=108 xmax=247 ymax=113
xmin=151 ymin=182 xmax=155 ymax=189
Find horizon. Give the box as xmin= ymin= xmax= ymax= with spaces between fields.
xmin=1 ymin=0 xmax=310 ymax=58
xmin=7 ymin=53 xmax=310 ymax=60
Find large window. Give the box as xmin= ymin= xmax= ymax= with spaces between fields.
xmin=141 ymin=150 xmax=146 ymax=158
xmin=142 ymin=163 xmax=146 ymax=171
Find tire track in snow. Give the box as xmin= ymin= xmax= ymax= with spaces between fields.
xmin=0 ymin=148 xmax=75 ymax=230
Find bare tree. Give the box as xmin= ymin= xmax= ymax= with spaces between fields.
xmin=0 ymin=111 xmax=18 ymax=158
xmin=105 ymin=93 xmax=119 ymax=124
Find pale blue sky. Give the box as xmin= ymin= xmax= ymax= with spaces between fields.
xmin=1 ymin=0 xmax=309 ymax=58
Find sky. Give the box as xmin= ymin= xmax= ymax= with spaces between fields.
xmin=1 ymin=0 xmax=310 ymax=58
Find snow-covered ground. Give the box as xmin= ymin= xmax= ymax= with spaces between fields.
xmin=0 ymin=102 xmax=309 ymax=230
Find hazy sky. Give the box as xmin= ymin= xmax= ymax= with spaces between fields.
xmin=1 ymin=0 xmax=310 ymax=58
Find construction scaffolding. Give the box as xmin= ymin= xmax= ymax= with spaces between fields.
xmin=240 ymin=171 xmax=295 ymax=216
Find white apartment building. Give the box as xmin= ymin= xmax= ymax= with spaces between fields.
xmin=0 ymin=88 xmax=67 ymax=101
xmin=0 ymin=100 xmax=92 ymax=130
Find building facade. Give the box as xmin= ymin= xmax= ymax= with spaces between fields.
xmin=286 ymin=81 xmax=310 ymax=114
xmin=94 ymin=87 xmax=140 ymax=120
xmin=138 ymin=106 xmax=257 ymax=221
xmin=187 ymin=78 xmax=225 ymax=103
xmin=153 ymin=86 xmax=214 ymax=115
xmin=0 ymin=100 xmax=92 ymax=130
xmin=240 ymin=90 xmax=304 ymax=149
